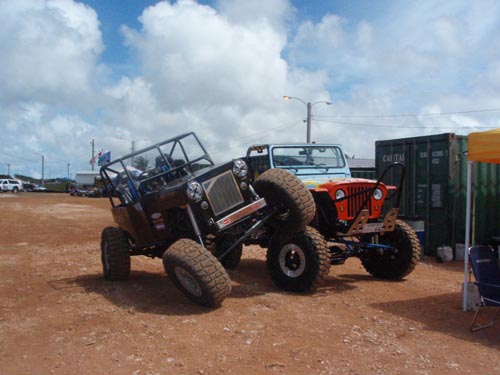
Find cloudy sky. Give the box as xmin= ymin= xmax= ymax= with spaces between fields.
xmin=2 ymin=0 xmax=500 ymax=179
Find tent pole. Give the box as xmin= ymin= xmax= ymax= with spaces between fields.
xmin=463 ymin=160 xmax=473 ymax=311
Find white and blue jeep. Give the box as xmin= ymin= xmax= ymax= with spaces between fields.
xmin=244 ymin=143 xmax=420 ymax=291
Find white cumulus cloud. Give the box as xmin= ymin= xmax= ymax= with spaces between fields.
xmin=117 ymin=0 xmax=328 ymax=160
xmin=0 ymin=0 xmax=103 ymax=106
xmin=3 ymin=0 xmax=500 ymax=178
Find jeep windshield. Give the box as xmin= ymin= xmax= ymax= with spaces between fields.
xmin=271 ymin=146 xmax=346 ymax=172
xmin=101 ymin=132 xmax=214 ymax=204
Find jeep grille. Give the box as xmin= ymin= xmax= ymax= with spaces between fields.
xmin=202 ymin=170 xmax=244 ymax=216
xmin=347 ymin=184 xmax=373 ymax=218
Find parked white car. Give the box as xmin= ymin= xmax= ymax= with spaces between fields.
xmin=0 ymin=179 xmax=23 ymax=192
xmin=33 ymin=184 xmax=47 ymax=191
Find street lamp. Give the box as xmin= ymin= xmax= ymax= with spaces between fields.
xmin=283 ymin=96 xmax=332 ymax=143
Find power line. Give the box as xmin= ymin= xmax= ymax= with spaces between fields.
xmin=207 ymin=120 xmax=303 ymax=158
xmin=314 ymin=108 xmax=500 ymax=119
xmin=2 ymin=152 xmax=38 ymax=163
xmin=313 ymin=118 xmax=497 ymax=130
xmin=47 ymin=159 xmax=73 ymax=164
xmin=240 ymin=120 xmax=303 ymax=144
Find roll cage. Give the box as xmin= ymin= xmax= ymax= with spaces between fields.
xmin=100 ymin=132 xmax=214 ymax=207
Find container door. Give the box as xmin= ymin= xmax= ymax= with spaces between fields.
xmin=376 ymin=134 xmax=455 ymax=255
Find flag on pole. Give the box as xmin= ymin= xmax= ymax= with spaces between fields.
xmin=98 ymin=151 xmax=111 ymax=166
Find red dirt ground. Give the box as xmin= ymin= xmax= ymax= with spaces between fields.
xmin=0 ymin=193 xmax=498 ymax=375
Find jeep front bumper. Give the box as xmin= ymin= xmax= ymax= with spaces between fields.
xmin=347 ymin=208 xmax=399 ymax=236
xmin=216 ymin=198 xmax=267 ymax=231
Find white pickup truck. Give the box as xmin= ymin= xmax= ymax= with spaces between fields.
xmin=0 ymin=179 xmax=23 ymax=192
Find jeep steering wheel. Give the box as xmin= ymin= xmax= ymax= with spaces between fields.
xmin=138 ymin=171 xmax=151 ymax=180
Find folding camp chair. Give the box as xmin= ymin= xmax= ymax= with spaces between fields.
xmin=469 ymin=245 xmax=500 ymax=332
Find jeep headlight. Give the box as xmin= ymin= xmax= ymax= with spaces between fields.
xmin=335 ymin=189 xmax=346 ymax=200
xmin=373 ymin=188 xmax=383 ymax=201
xmin=186 ymin=181 xmax=203 ymax=202
xmin=232 ymin=159 xmax=248 ymax=179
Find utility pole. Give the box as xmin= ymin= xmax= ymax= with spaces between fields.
xmin=115 ymin=138 xmax=148 ymax=167
xmin=131 ymin=140 xmax=136 ymax=166
xmin=90 ymin=139 xmax=95 ymax=171
xmin=41 ymin=155 xmax=45 ymax=186
xmin=283 ymin=96 xmax=332 ymax=143
xmin=67 ymin=163 xmax=70 ymax=180
xmin=7 ymin=163 xmax=10 ymax=176
xmin=306 ymin=102 xmax=312 ymax=144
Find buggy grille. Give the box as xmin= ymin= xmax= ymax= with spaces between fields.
xmin=347 ymin=184 xmax=373 ymax=218
xmin=203 ymin=171 xmax=244 ymax=216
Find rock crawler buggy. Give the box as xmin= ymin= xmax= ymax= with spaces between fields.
xmin=99 ymin=132 xmax=315 ymax=307
xmin=245 ymin=143 xmax=420 ymax=291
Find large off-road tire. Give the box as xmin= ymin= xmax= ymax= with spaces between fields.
xmin=101 ymin=227 xmax=131 ymax=280
xmin=163 ymin=239 xmax=232 ymax=307
xmin=267 ymin=226 xmax=331 ymax=293
xmin=360 ymin=220 xmax=420 ymax=279
xmin=205 ymin=235 xmax=243 ymax=270
xmin=253 ymin=168 xmax=315 ymax=232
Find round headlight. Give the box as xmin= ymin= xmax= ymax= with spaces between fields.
xmin=373 ymin=188 xmax=383 ymax=200
xmin=232 ymin=159 xmax=248 ymax=178
xmin=186 ymin=181 xmax=203 ymax=202
xmin=335 ymin=189 xmax=346 ymax=200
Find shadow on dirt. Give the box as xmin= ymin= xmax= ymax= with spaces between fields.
xmin=371 ymin=292 xmax=500 ymax=347
xmin=71 ymin=271 xmax=215 ymax=316
xmin=226 ymin=258 xmax=274 ymax=298
xmin=51 ymin=256 xmax=426 ymax=315
xmin=53 ymin=258 xmax=280 ymax=315
xmin=313 ymin=272 xmax=389 ymax=296
xmin=233 ymin=259 xmax=364 ymax=297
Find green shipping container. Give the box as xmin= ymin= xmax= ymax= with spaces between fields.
xmin=376 ymin=133 xmax=500 ymax=256
xmin=350 ymin=168 xmax=376 ymax=179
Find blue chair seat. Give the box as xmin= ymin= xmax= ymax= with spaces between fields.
xmin=469 ymin=245 xmax=500 ymax=332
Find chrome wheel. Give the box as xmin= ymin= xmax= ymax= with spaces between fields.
xmin=279 ymin=244 xmax=306 ymax=278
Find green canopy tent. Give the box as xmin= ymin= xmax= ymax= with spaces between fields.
xmin=463 ymin=128 xmax=500 ymax=310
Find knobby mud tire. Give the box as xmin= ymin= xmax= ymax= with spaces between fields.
xmin=267 ymin=226 xmax=331 ymax=293
xmin=361 ymin=220 xmax=420 ymax=279
xmin=253 ymin=168 xmax=315 ymax=233
xmin=101 ymin=227 xmax=131 ymax=281
xmin=163 ymin=239 xmax=232 ymax=308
